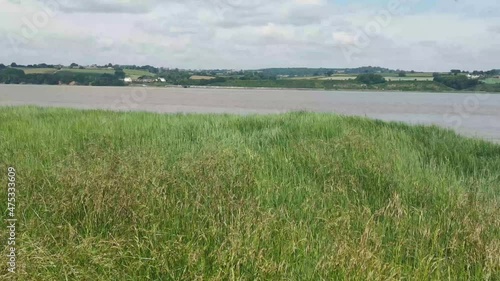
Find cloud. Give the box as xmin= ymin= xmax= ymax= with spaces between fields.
xmin=0 ymin=0 xmax=498 ymax=71
xmin=35 ymin=0 xmax=162 ymax=14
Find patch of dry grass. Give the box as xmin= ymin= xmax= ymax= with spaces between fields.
xmin=190 ymin=76 xmax=216 ymax=80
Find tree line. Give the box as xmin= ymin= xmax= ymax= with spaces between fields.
xmin=0 ymin=68 xmax=125 ymax=86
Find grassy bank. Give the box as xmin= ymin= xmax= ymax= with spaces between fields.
xmin=1 ymin=107 xmax=499 ymax=280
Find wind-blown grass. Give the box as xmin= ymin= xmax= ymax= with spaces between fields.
xmin=0 ymin=107 xmax=499 ymax=280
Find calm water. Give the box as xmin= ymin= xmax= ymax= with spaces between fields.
xmin=1 ymin=84 xmax=499 ymax=142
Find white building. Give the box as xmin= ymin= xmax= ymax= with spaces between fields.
xmin=124 ymin=77 xmax=133 ymax=83
xmin=157 ymin=78 xmax=166 ymax=83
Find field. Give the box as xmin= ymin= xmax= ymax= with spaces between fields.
xmin=1 ymin=107 xmax=499 ymax=280
xmin=482 ymin=78 xmax=500 ymax=84
xmin=318 ymin=76 xmax=357 ymax=81
xmin=123 ymin=69 xmax=155 ymax=79
xmin=16 ymin=68 xmax=57 ymax=74
xmin=59 ymin=68 xmax=115 ymax=74
xmin=190 ymin=75 xmax=216 ymax=80
xmin=385 ymin=77 xmax=433 ymax=82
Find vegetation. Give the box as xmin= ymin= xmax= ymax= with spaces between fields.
xmin=257 ymin=66 xmax=402 ymax=77
xmin=1 ymin=63 xmax=499 ymax=92
xmin=1 ymin=107 xmax=499 ymax=280
xmin=184 ymin=78 xmax=452 ymax=92
xmin=473 ymin=83 xmax=500 ymax=93
xmin=433 ymin=74 xmax=481 ymax=90
xmin=482 ymin=78 xmax=500 ymax=85
xmin=16 ymin=68 xmax=58 ymax=75
xmin=355 ymin=73 xmax=387 ymax=85
xmin=0 ymin=68 xmax=125 ymax=86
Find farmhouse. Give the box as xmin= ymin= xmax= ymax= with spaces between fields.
xmin=467 ymin=74 xmax=481 ymax=79
xmin=124 ymin=77 xmax=133 ymax=83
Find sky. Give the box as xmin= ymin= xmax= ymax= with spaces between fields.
xmin=0 ymin=0 xmax=498 ymax=71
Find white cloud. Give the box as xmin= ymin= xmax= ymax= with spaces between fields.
xmin=0 ymin=0 xmax=498 ymax=71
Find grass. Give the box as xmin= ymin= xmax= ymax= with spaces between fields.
xmin=318 ymin=76 xmax=357 ymax=81
xmin=15 ymin=68 xmax=57 ymax=74
xmin=0 ymin=107 xmax=499 ymax=280
xmin=123 ymin=69 xmax=155 ymax=79
xmin=190 ymin=75 xmax=216 ymax=80
xmin=482 ymin=78 xmax=500 ymax=85
xmin=60 ymin=68 xmax=116 ymax=74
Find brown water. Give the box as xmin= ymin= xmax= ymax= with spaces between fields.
xmin=1 ymin=84 xmax=499 ymax=142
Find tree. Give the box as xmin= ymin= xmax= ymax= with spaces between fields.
xmin=434 ymin=74 xmax=480 ymax=90
xmin=485 ymin=69 xmax=498 ymax=76
xmin=450 ymin=69 xmax=461 ymax=75
xmin=355 ymin=73 xmax=386 ymax=85
xmin=10 ymin=62 xmax=17 ymax=67
xmin=326 ymin=71 xmax=334 ymax=77
xmin=70 ymin=63 xmax=79 ymax=68
xmin=398 ymin=71 xmax=407 ymax=77
xmin=0 ymin=68 xmax=26 ymax=84
xmin=0 ymin=64 xmax=5 ymax=70
xmin=114 ymin=68 xmax=126 ymax=79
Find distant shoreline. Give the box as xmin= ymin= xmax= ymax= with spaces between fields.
xmin=1 ymin=82 xmax=498 ymax=94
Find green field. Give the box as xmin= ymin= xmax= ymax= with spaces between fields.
xmin=123 ymin=69 xmax=155 ymax=79
xmin=1 ymin=107 xmax=499 ymax=280
xmin=60 ymin=68 xmax=115 ymax=74
xmin=482 ymin=78 xmax=500 ymax=84
xmin=15 ymin=68 xmax=57 ymax=74
xmin=382 ymin=72 xmax=435 ymax=78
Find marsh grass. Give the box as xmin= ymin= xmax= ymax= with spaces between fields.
xmin=0 ymin=107 xmax=499 ymax=280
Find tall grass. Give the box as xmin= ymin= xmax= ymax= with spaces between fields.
xmin=0 ymin=107 xmax=499 ymax=280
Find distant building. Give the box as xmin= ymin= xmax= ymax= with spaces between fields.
xmin=124 ymin=77 xmax=133 ymax=83
xmin=157 ymin=78 xmax=166 ymax=83
xmin=467 ymin=74 xmax=480 ymax=79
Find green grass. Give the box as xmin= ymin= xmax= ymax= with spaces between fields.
xmin=482 ymin=78 xmax=500 ymax=85
xmin=123 ymin=69 xmax=155 ymax=79
xmin=0 ymin=107 xmax=499 ymax=280
xmin=60 ymin=68 xmax=153 ymax=79
xmin=61 ymin=68 xmax=116 ymax=74
xmin=15 ymin=68 xmax=57 ymax=74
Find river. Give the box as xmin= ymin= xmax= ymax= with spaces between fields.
xmin=1 ymin=84 xmax=499 ymax=142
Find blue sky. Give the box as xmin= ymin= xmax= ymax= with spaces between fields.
xmin=0 ymin=0 xmax=498 ymax=71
